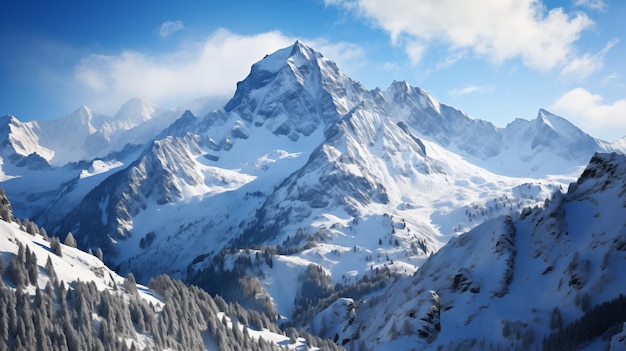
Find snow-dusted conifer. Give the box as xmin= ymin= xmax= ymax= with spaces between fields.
xmin=64 ymin=232 xmax=77 ymax=248
xmin=49 ymin=237 xmax=62 ymax=257
xmin=44 ymin=256 xmax=57 ymax=283
xmin=25 ymin=246 xmax=37 ymax=285
xmin=39 ymin=227 xmax=49 ymax=240
xmin=7 ymin=255 xmax=26 ymax=288
xmin=125 ymin=272 xmax=138 ymax=296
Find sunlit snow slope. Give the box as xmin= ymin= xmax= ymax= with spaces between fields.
xmin=316 ymin=153 xmax=626 ymax=350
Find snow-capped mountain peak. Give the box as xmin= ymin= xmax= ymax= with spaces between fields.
xmin=536 ymin=108 xmax=555 ymax=128
xmin=386 ymin=80 xmax=442 ymax=114
xmin=225 ymin=41 xmax=367 ymax=134
xmin=535 ymin=108 xmax=593 ymax=143
xmin=112 ymin=97 xmax=159 ymax=124
xmin=250 ymin=40 xmax=321 ymax=74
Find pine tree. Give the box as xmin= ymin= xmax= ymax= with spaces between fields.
xmin=64 ymin=232 xmax=77 ymax=248
xmin=50 ymin=237 xmax=62 ymax=257
xmin=0 ymin=188 xmax=13 ymax=223
xmin=25 ymin=246 xmax=38 ymax=286
xmin=39 ymin=227 xmax=49 ymax=241
xmin=125 ymin=272 xmax=139 ymax=296
xmin=45 ymin=256 xmax=57 ymax=283
xmin=8 ymin=255 xmax=26 ymax=288
xmin=550 ymin=307 xmax=563 ymax=330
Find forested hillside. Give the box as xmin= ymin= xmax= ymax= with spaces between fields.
xmin=0 ymin=188 xmax=342 ymax=350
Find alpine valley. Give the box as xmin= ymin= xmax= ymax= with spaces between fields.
xmin=1 ymin=41 xmax=625 ymax=350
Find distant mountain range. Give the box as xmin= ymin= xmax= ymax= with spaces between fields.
xmin=1 ymin=41 xmax=625 ymax=350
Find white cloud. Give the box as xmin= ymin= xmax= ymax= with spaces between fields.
xmin=308 ymin=39 xmax=368 ymax=75
xmin=561 ymin=38 xmax=618 ymax=79
xmin=549 ymin=88 xmax=626 ymax=140
xmin=327 ymin=0 xmax=594 ymax=70
xmin=71 ymin=29 xmax=368 ymax=114
xmin=449 ymin=85 xmax=495 ymax=97
xmin=404 ymin=40 xmax=426 ymax=66
xmin=574 ymin=0 xmax=607 ymax=11
xmin=159 ymin=20 xmax=184 ymax=38
xmin=73 ymin=29 xmax=295 ymax=113
xmin=601 ymin=73 xmax=621 ymax=85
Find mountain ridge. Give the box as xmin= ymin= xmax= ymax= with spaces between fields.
xmin=310 ymin=152 xmax=626 ymax=350
xmin=0 ymin=41 xmax=624 ymax=350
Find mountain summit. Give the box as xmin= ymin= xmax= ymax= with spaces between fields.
xmin=224 ymin=41 xmax=368 ymax=141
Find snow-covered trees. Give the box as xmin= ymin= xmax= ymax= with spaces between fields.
xmin=1 ymin=263 xmax=344 ymax=351
xmin=49 ymin=237 xmax=62 ymax=257
xmin=0 ymin=191 xmax=345 ymax=350
xmin=294 ymin=264 xmax=334 ymax=316
xmin=96 ymin=247 xmax=103 ymax=261
xmin=543 ymin=295 xmax=626 ymax=350
xmin=124 ymin=272 xmax=138 ymax=296
xmin=0 ymin=188 xmax=13 ymax=223
xmin=64 ymin=232 xmax=77 ymax=248
xmin=5 ymin=242 xmax=38 ymax=288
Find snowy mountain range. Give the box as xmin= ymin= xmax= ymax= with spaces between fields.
xmin=1 ymin=41 xmax=625 ymax=350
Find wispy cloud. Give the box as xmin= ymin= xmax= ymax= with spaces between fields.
xmin=549 ymin=88 xmax=626 ymax=140
xmin=449 ymin=85 xmax=495 ymax=97
xmin=70 ymin=29 xmax=366 ymax=114
xmin=73 ymin=29 xmax=294 ymax=113
xmin=159 ymin=20 xmax=184 ymax=38
xmin=601 ymin=73 xmax=621 ymax=85
xmin=326 ymin=0 xmax=595 ymax=71
xmin=573 ymin=0 xmax=607 ymax=12
xmin=308 ymin=38 xmax=368 ymax=75
xmin=561 ymin=38 xmax=619 ymax=79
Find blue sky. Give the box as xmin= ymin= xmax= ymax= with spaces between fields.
xmin=1 ymin=0 xmax=624 ymax=140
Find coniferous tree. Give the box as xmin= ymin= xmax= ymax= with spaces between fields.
xmin=39 ymin=227 xmax=49 ymax=241
xmin=550 ymin=307 xmax=563 ymax=330
xmin=64 ymin=232 xmax=77 ymax=248
xmin=45 ymin=256 xmax=57 ymax=283
xmin=0 ymin=188 xmax=13 ymax=223
xmin=22 ymin=219 xmax=36 ymax=235
xmin=50 ymin=237 xmax=62 ymax=257
xmin=125 ymin=272 xmax=138 ymax=296
xmin=7 ymin=255 xmax=26 ymax=288
xmin=25 ymin=246 xmax=38 ymax=286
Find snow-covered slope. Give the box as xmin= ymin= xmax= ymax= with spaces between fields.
xmin=0 ymin=189 xmax=341 ymax=351
xmin=0 ymin=115 xmax=53 ymax=175
xmin=0 ymin=99 xmax=182 ymax=221
xmin=0 ymin=98 xmax=181 ymax=168
xmin=489 ymin=109 xmax=610 ymax=176
xmin=317 ymin=152 xmax=626 ymax=350
xmin=381 ymin=81 xmax=502 ymax=161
